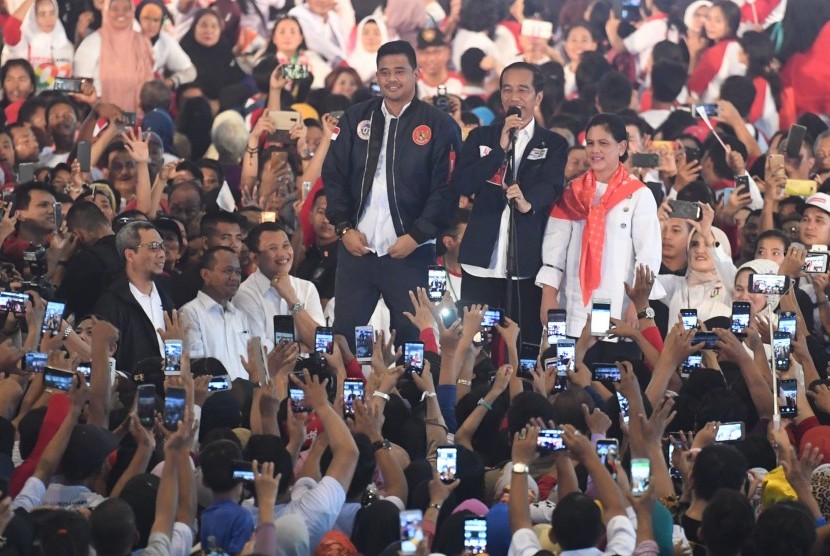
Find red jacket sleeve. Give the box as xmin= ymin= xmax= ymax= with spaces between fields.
xmin=10 ymin=394 xmax=70 ymax=497
xmin=640 ymin=326 xmax=664 ymax=368
xmin=688 ymin=42 xmax=728 ymax=95
xmin=3 ymin=16 xmax=22 ymax=47
xmin=345 ymin=358 xmax=365 ymax=380
xmin=419 ymin=328 xmax=439 ymax=354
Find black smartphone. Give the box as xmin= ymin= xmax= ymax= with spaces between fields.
xmin=620 ymin=0 xmax=641 ymax=21
xmin=481 ymin=308 xmax=504 ymax=329
xmin=231 ymin=459 xmax=255 ymax=481
xmin=436 ymin=445 xmax=458 ymax=484
xmin=463 ymin=517 xmax=487 ymax=555
xmin=685 ymin=146 xmax=701 ymax=163
xmin=680 ymin=308 xmax=698 ymax=330
xmin=668 ymin=200 xmax=702 ymax=221
xmin=0 ymin=291 xmax=30 ymax=318
xmin=76 ymin=362 xmax=91 ymax=383
xmin=631 ymin=152 xmax=659 ymax=168
xmin=137 ymin=383 xmax=156 ymax=428
xmin=617 ymin=391 xmax=630 ymax=424
xmin=591 ymin=363 xmax=621 ymax=382
xmin=18 ymin=162 xmax=34 ymax=183
xmin=440 ymin=306 xmax=457 ymax=329
xmin=53 ymin=201 xmax=62 ymax=233
xmin=427 ymin=265 xmax=447 ymax=302
xmin=547 ymin=309 xmax=567 ymax=344
xmin=545 ymin=357 xmax=567 ymax=392
xmin=273 ymin=315 xmax=295 ymax=344
xmin=693 ymin=103 xmax=719 ymax=118
xmin=314 ymin=326 xmax=334 ymax=355
xmin=681 ymin=353 xmax=702 ymax=377
xmin=748 ymin=273 xmax=789 ymax=295
xmin=23 ymin=351 xmax=47 ymax=373
xmin=778 ymin=378 xmax=797 ymax=417
xmin=77 ymin=140 xmax=91 ymax=173
xmin=779 ymin=311 xmax=796 ymax=337
xmin=731 ymin=301 xmax=751 ymax=336
xmin=773 ymin=331 xmax=792 ymax=371
xmin=537 ymin=429 xmax=567 ymax=452
xmin=281 ymin=64 xmax=309 ymax=80
xmin=735 ymin=175 xmax=750 ymax=197
xmin=163 ymin=386 xmax=186 ymax=431
xmin=53 ymin=76 xmax=83 ymax=92
xmin=354 ymin=325 xmax=373 ymax=363
xmin=44 ymin=367 xmax=75 ymax=391
xmin=289 ymin=386 xmax=309 ymax=412
xmin=804 ymin=251 xmax=829 ymax=274
xmin=343 ymin=378 xmax=364 ymax=418
xmin=41 ymin=301 xmax=65 ymax=336
xmin=692 ymin=331 xmax=719 ymax=350
xmin=123 ymin=111 xmax=138 ymax=126
xmin=404 ymin=342 xmax=425 ymax=375
xmin=518 ymin=343 xmax=539 ymax=378
xmin=785 ymin=124 xmax=807 ymax=159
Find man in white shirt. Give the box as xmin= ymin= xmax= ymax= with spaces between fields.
xmin=180 ymin=247 xmax=251 ymax=380
xmin=234 ymin=222 xmax=324 ymax=349
xmin=288 ymin=0 xmax=346 ymax=66
xmin=416 ymin=28 xmax=464 ymax=98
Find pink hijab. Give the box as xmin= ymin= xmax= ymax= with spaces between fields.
xmin=99 ymin=0 xmax=154 ymax=112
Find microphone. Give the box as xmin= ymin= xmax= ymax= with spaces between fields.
xmin=505 ymin=106 xmax=522 ymax=145
xmin=504 ymin=106 xmax=522 ymax=207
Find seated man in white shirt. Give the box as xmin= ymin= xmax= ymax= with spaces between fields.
xmin=234 ymin=222 xmax=325 ymax=349
xmin=507 ymin=425 xmax=636 ymax=556
xmin=180 ymin=246 xmax=251 ymax=381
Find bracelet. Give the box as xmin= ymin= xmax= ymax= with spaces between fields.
xmin=63 ymin=326 xmax=73 ymax=340
xmin=477 ymin=398 xmax=493 ymax=411
xmin=819 ymin=298 xmax=830 ymax=306
xmin=246 ymin=146 xmax=259 ymax=153
xmin=420 ymin=391 xmax=437 ymax=402
xmin=427 ymin=503 xmax=442 ymax=511
xmin=372 ymin=391 xmax=390 ymax=401
xmin=456 ymin=379 xmax=471 ymax=386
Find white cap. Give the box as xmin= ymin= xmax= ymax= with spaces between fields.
xmin=806 ymin=193 xmax=830 ymax=215
xmin=684 ymin=0 xmax=713 ymax=31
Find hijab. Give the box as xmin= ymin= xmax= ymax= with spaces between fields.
xmin=134 ymin=0 xmax=172 ymax=44
xmin=180 ymin=9 xmax=246 ymax=99
xmin=12 ymin=0 xmax=73 ymax=88
xmin=347 ymin=16 xmax=389 ymax=84
xmin=686 ymin=225 xmax=731 ymax=287
xmin=736 ymin=258 xmax=781 ymax=309
xmin=99 ymin=0 xmax=154 ymax=112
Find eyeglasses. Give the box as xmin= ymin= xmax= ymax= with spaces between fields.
xmin=137 ymin=241 xmax=164 ymax=252
xmin=219 ymin=267 xmax=243 ymax=277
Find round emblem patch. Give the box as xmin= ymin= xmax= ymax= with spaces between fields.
xmin=412 ymin=124 xmax=432 ymax=146
xmin=357 ymin=120 xmax=371 ymax=141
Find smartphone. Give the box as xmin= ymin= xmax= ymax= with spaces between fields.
xmin=329 ymin=111 xmax=344 ymax=121
xmin=53 ymin=202 xmax=62 ymax=233
xmin=692 ymin=331 xmax=719 ymax=350
xmin=778 ymin=378 xmax=797 ymax=418
xmin=631 ymin=458 xmax=650 ymax=496
xmin=685 ymin=146 xmax=701 ymax=163
xmin=314 ymin=326 xmax=334 ymax=355
xmin=76 ymin=362 xmax=91 ymax=382
xmin=208 ymin=375 xmax=231 ymax=392
xmin=163 ymin=386 xmax=185 ymax=431
xmin=668 ymin=199 xmax=702 ymax=221
xmin=273 ymin=315 xmax=295 ymax=344
xmin=281 ymin=64 xmax=309 ymax=80
xmin=596 ymin=438 xmax=619 ymax=469
xmin=41 ymin=301 xmax=65 ymax=336
xmin=620 ymin=0 xmax=641 ymax=21
xmin=354 ymin=325 xmax=373 ymax=363
xmin=137 ymin=384 xmax=156 ymax=428
xmin=122 ymin=111 xmax=137 ymax=126
xmin=0 ymin=291 xmax=30 ymax=318
xmin=773 ymin=331 xmax=792 ymax=371
xmin=590 ymin=299 xmax=611 ymax=336
xmin=18 ymin=162 xmax=34 ymax=183
xmin=260 ymin=211 xmax=277 ymax=223
xmin=537 ymin=429 xmax=567 ymax=452
xmin=231 ymin=460 xmax=255 ymax=481
xmin=630 ymin=152 xmax=658 ymax=168
xmin=545 ymin=357 xmax=567 ymax=392
xmin=427 ymin=265 xmax=447 ymax=302
xmin=343 ymin=378 xmax=364 ymax=417
xmin=784 ymin=179 xmax=817 ymax=197
xmin=785 ymin=124 xmax=807 ymax=159
xmin=23 ymin=351 xmax=47 ymax=373
xmin=77 ymin=140 xmax=91 ymax=173
xmin=53 ymin=76 xmax=83 ymax=92
xmin=555 ymin=338 xmax=575 ymax=373
xmin=404 ymin=342 xmax=425 ymax=376
xmin=518 ymin=343 xmax=539 ymax=378
xmin=768 ymin=153 xmax=785 ymax=176
xmin=680 ymin=308 xmax=698 ymax=330
xmin=481 ymin=308 xmax=504 ymax=329
xmin=778 ymin=311 xmax=796 ymax=336
xmin=400 ymin=509 xmax=424 ymax=555
xmin=693 ymin=103 xmax=719 ymax=118
xmin=440 ymin=306 xmax=457 ymax=329
xmin=592 ymin=363 xmax=621 ymax=382
xmin=268 ymin=110 xmax=302 ymax=143
xmin=667 ymin=438 xmax=682 ymax=479
xmin=748 ymin=273 xmax=789 ymax=295
xmin=289 ymin=387 xmax=309 ymax=413
xmin=163 ymin=339 xmax=183 ymax=376
xmin=44 ymin=367 xmax=75 ymax=391
xmin=617 ymin=391 xmax=630 ymax=424
xmin=721 ymin=187 xmax=734 ymax=207
xmin=681 ymin=353 xmax=703 ymax=377
xmin=547 ymin=309 xmax=567 ymax=344
xmin=731 ymin=301 xmax=751 ymax=335
xmin=734 ymin=175 xmax=750 ymax=197
xmin=463 ymin=517 xmax=488 ymax=555
xmin=436 ymin=445 xmax=458 ymax=484
xmin=715 ymin=421 xmax=745 ymax=442
xmin=435 ymin=85 xmax=451 ymax=112
xmin=521 ymin=18 xmax=553 ymax=39
xmin=804 ymin=251 xmax=829 ymax=273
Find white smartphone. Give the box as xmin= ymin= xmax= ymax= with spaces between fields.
xmin=631 ymin=457 xmax=650 ymax=496
xmin=354 ymin=325 xmax=374 ymax=363
xmin=590 ymin=299 xmax=611 ymax=336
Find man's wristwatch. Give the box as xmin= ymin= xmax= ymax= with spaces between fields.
xmin=336 ymin=223 xmax=353 ymax=238
xmin=372 ymin=439 xmax=392 ymax=451
xmin=637 ymin=307 xmax=655 ymax=320
xmin=512 ymin=462 xmax=529 ymax=474
xmin=291 ymin=301 xmax=304 ymax=314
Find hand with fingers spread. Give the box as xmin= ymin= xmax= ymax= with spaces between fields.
xmin=494 ymin=316 xmax=520 ymax=348
xmin=567 ymin=361 xmax=592 ymax=389
xmin=123 ymin=127 xmax=151 ymax=164
xmin=288 ymin=370 xmax=330 ymax=412
xmin=351 ymin=397 xmax=384 ymax=442
xmin=624 ymin=264 xmax=655 ymax=312
xmin=158 ymin=310 xmax=184 ymax=342
xmin=437 ymin=319 xmax=463 ymax=354
xmin=460 ymin=304 xmax=487 ymax=341
xmin=511 ymin=426 xmax=539 ymax=465
xmin=252 ymin=460 xmax=281 ymax=511
xmin=402 ymin=288 xmax=437 ymax=332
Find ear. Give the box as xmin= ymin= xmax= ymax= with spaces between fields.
xmin=441 ymin=235 xmax=453 ymax=250
xmin=199 ymin=267 xmax=210 ymax=282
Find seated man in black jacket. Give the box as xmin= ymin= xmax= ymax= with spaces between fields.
xmin=54 ymin=201 xmax=121 ymax=320
xmin=94 ymin=221 xmax=176 ymax=374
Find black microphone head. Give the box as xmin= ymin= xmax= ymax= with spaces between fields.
xmin=505 ymin=106 xmax=522 ymax=119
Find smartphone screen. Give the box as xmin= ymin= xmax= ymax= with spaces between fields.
xmin=273 ymin=315 xmax=294 ymax=344
xmin=547 ymin=309 xmax=567 ymax=344
xmin=731 ymin=301 xmax=751 ymax=335
xmin=208 ymin=375 xmax=231 ymax=392
xmin=667 ymin=438 xmax=682 ymax=479
xmin=427 ymin=266 xmax=447 ymax=302
xmin=616 ymin=391 xmax=630 ymax=424
xmin=596 ymin=439 xmax=619 ymax=476
xmin=290 ymin=387 xmax=308 ymax=412
xmin=715 ymin=421 xmax=745 ymax=442
xmin=773 ymin=331 xmax=791 ymax=371
xmin=590 ymin=299 xmax=611 ymax=336
xmin=778 ymin=378 xmax=797 ymax=417
xmin=481 ymin=308 xmax=504 ymax=329
xmin=44 ymin=367 xmax=74 ymax=391
xmin=463 ymin=517 xmax=488 ymax=554
xmin=779 ymin=312 xmax=796 ymax=337
xmin=680 ymin=308 xmax=698 ymax=330
xmin=804 ymin=252 xmax=830 ymax=274
xmin=404 ymin=342 xmax=425 ymax=375
xmin=343 ymin=378 xmax=364 ymax=417
xmin=400 ymin=510 xmax=424 ymax=555
xmin=41 ymin=301 xmax=65 ymax=336
xmin=519 ymin=343 xmax=539 ymax=378
xmin=682 ymin=353 xmax=702 ymax=376
xmin=631 ymin=458 xmax=650 ymax=496
xmin=436 ymin=445 xmax=458 ymax=484
xmin=0 ymin=291 xmax=29 ymax=317
xmin=545 ymin=357 xmax=567 ymax=392
xmin=137 ymin=384 xmax=156 ymax=427
xmin=314 ymin=327 xmax=334 ymax=355
xmin=749 ymin=274 xmax=788 ymax=295
xmin=163 ymin=386 xmax=185 ymax=431
xmin=556 ymin=339 xmax=575 ymax=373
xmin=18 ymin=162 xmax=34 ymax=183
xmin=232 ymin=460 xmax=255 ymax=481
xmin=163 ymin=340 xmax=183 ymax=376
xmin=592 ymin=363 xmax=620 ymax=382
xmin=537 ymin=429 xmax=567 ymax=452
xmin=23 ymin=351 xmax=47 ymax=373
xmin=354 ymin=325 xmax=374 ymax=363
xmin=692 ymin=331 xmax=719 ymax=350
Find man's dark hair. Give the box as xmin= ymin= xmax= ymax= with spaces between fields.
xmin=460 ymin=48 xmax=487 ymax=84
xmin=753 ymin=501 xmax=816 ymax=556
xmin=66 ymin=200 xmax=111 ymax=232
xmin=14 ymin=181 xmax=56 ymax=210
xmin=706 ymin=134 xmax=748 ymax=180
xmin=18 ymin=96 xmax=47 ymax=126
xmin=499 ymin=62 xmax=544 ymax=93
xmin=200 ymin=245 xmax=237 ymax=271
xmin=245 ymin=221 xmax=289 ymax=254
xmin=174 ymin=160 xmax=204 ymax=184
xmin=596 ymin=71 xmax=633 ymax=114
xmin=139 ymin=80 xmax=172 ymax=114
xmin=321 ymin=433 xmax=375 ymax=499
xmin=652 ymin=61 xmax=687 ymax=104
xmin=35 ymin=509 xmax=91 ymax=556
xmin=720 ymin=76 xmax=756 ymax=119
xmin=168 ymin=179 xmax=205 ymax=204
xmin=377 ymin=39 xmax=417 ymax=71
xmin=550 ymin=492 xmax=604 ymax=550
xmin=200 ymin=211 xmax=242 ymax=238
xmin=756 ymin=228 xmax=791 ymax=251
xmin=101 ymin=140 xmax=129 ymax=169
xmin=44 ymin=95 xmax=77 ymax=127
xmin=312 ymin=188 xmax=326 ymax=206
xmin=200 ymin=439 xmax=243 ymax=493
xmin=90 ymin=498 xmax=137 ymax=556
xmin=701 ymin=489 xmax=754 ymax=556
xmin=195 ymin=158 xmax=225 ymax=186
xmin=244 ymin=434 xmax=293 ymax=495
xmin=692 ymin=444 xmax=748 ymax=501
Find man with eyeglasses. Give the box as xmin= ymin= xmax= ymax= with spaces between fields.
xmin=179 ymin=246 xmax=251 ymax=380
xmin=813 ymin=131 xmax=830 ymax=185
xmin=94 ymin=221 xmax=177 ymax=373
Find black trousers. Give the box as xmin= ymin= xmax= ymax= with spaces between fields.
xmin=460 ymin=269 xmax=543 ymax=347
xmin=334 ymin=242 xmax=434 ymax=351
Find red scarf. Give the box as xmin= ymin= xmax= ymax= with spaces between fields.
xmin=550 ymin=164 xmax=644 ymax=305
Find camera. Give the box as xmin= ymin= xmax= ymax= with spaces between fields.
xmin=434 ymin=85 xmax=451 ymax=112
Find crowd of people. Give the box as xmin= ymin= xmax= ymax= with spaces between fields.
xmin=0 ymin=0 xmax=827 ymax=554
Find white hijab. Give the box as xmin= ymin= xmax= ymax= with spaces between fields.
xmin=347 ymin=15 xmax=389 ymax=84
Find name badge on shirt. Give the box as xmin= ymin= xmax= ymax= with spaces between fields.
xmin=479 ymin=145 xmax=492 ymax=157
xmin=527 ymin=147 xmax=548 ymax=160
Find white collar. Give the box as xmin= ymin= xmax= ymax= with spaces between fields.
xmin=517 ymin=118 xmax=536 ymax=141
xmin=381 ymin=99 xmax=412 ymax=119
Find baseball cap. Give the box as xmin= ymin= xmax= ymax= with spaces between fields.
xmin=417 ymin=27 xmax=445 ymax=49
xmin=61 ymin=424 xmax=119 ymax=479
xmin=806 ymin=193 xmax=830 ymax=215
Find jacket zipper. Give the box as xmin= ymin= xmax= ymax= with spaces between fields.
xmin=356 ymin=111 xmax=374 ymax=220
xmin=390 ymin=119 xmax=404 ymax=232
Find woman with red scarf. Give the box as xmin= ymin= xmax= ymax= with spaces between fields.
xmin=537 ymin=113 xmax=664 ymax=344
